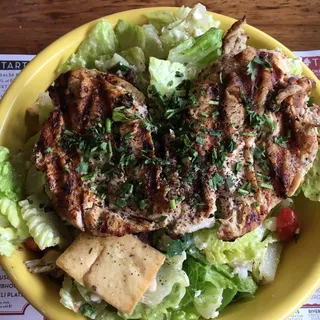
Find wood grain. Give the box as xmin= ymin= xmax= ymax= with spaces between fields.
xmin=0 ymin=0 xmax=319 ymax=54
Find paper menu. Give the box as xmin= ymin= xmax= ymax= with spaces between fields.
xmin=0 ymin=52 xmax=320 ymax=319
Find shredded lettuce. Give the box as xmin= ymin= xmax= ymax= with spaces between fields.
xmin=168 ymin=28 xmax=223 ymax=69
xmin=148 ymin=57 xmax=198 ymax=96
xmin=59 ymin=20 xmax=118 ymax=74
xmin=302 ymin=149 xmax=320 ymax=201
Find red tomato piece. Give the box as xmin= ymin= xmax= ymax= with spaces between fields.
xmin=24 ymin=237 xmax=41 ymax=252
xmin=276 ymin=207 xmax=299 ymax=242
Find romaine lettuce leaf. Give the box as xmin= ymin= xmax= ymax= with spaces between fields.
xmin=60 ymin=252 xmax=190 ymax=320
xmin=287 ymin=57 xmax=303 ymax=76
xmin=142 ymin=24 xmax=165 ymax=60
xmin=25 ymin=164 xmax=46 ymax=196
xmin=120 ymin=47 xmax=146 ymax=72
xmin=168 ymin=28 xmax=223 ymax=69
xmin=59 ymin=20 xmax=118 ymax=74
xmin=302 ymin=149 xmax=320 ymax=201
xmin=19 ymin=195 xmax=70 ymax=250
xmin=121 ymin=252 xmax=189 ymax=319
xmin=0 ymin=197 xmax=29 ymax=240
xmin=0 ymin=227 xmax=20 ymax=257
xmin=252 ymin=242 xmax=282 ymax=283
xmin=148 ymin=57 xmax=198 ymax=96
xmin=181 ymin=256 xmax=257 ymax=319
xmin=38 ymin=92 xmax=54 ymax=125
xmin=95 ymin=53 xmax=130 ymax=72
xmin=114 ymin=20 xmax=145 ymax=52
xmin=0 ymin=147 xmax=22 ymax=201
xmin=145 ymin=11 xmax=176 ymax=33
xmin=160 ymin=3 xmax=220 ymax=54
xmin=0 ymin=147 xmax=30 ymax=249
xmin=194 ymin=224 xmax=278 ymax=265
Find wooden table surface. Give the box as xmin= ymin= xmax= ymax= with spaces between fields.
xmin=0 ymin=0 xmax=319 ymax=54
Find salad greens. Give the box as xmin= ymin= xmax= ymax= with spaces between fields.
xmin=1 ymin=2 xmax=319 ymax=320
xmin=59 ymin=19 xmax=118 ymax=74
xmin=168 ymin=28 xmax=223 ymax=68
xmin=148 ymin=57 xmax=198 ymax=96
xmin=0 ymin=92 xmax=68 ymax=255
xmin=302 ymin=149 xmax=320 ymax=201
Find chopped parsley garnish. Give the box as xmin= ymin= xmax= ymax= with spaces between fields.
xmin=119 ymin=153 xmax=136 ymax=167
xmin=274 ymin=136 xmax=288 ymax=148
xmin=167 ymin=233 xmax=193 ymax=258
xmin=253 ymin=201 xmax=260 ymax=208
xmin=241 ymin=132 xmax=256 ymax=137
xmin=159 ymin=215 xmax=167 ymax=221
xmin=226 ymin=177 xmax=234 ymax=188
xmin=227 ymin=137 xmax=236 ymax=153
xmin=253 ymin=144 xmax=265 ymax=161
xmin=201 ymin=112 xmax=209 ymax=118
xmin=195 ymin=137 xmax=204 ymax=145
xmin=209 ymin=173 xmax=224 ymax=189
xmin=212 ymin=148 xmax=227 ymax=169
xmin=259 ymin=182 xmax=273 ymax=190
xmin=169 ymin=199 xmax=177 ymax=209
xmin=212 ymin=111 xmax=220 ymax=118
xmin=307 ymin=96 xmax=315 ymax=107
xmin=207 ymin=129 xmax=223 ymax=139
xmin=256 ymin=172 xmax=270 ymax=181
xmin=167 ymin=80 xmax=174 ymax=87
xmin=208 ymin=100 xmax=219 ymax=105
xmin=123 ymin=132 xmax=132 ymax=141
xmin=238 ymin=188 xmax=249 ymax=195
xmin=112 ymin=107 xmax=130 ymax=122
xmin=247 ymin=56 xmax=272 ymax=80
xmin=45 ymin=147 xmax=53 ymax=153
xmin=76 ymin=161 xmax=89 ymax=174
xmin=105 ymin=118 xmax=112 ymax=133
xmin=238 ymin=181 xmax=254 ymax=195
xmin=139 ymin=199 xmax=147 ymax=210
xmin=234 ymin=163 xmax=242 ymax=175
xmin=175 ymin=71 xmax=184 ymax=77
xmin=116 ymin=198 xmax=127 ymax=208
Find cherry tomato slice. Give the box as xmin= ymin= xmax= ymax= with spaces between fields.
xmin=276 ymin=207 xmax=299 ymax=242
xmin=24 ymin=237 xmax=41 ymax=252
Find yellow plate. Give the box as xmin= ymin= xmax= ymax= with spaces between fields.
xmin=1 ymin=7 xmax=320 ymax=320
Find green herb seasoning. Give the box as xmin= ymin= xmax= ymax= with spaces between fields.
xmin=105 ymin=118 xmax=112 ymax=133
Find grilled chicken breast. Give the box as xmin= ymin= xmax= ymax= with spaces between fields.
xmin=35 ymin=19 xmax=320 ymax=241
xmin=35 ymin=69 xmax=215 ymax=237
xmin=190 ymin=18 xmax=320 ymax=240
